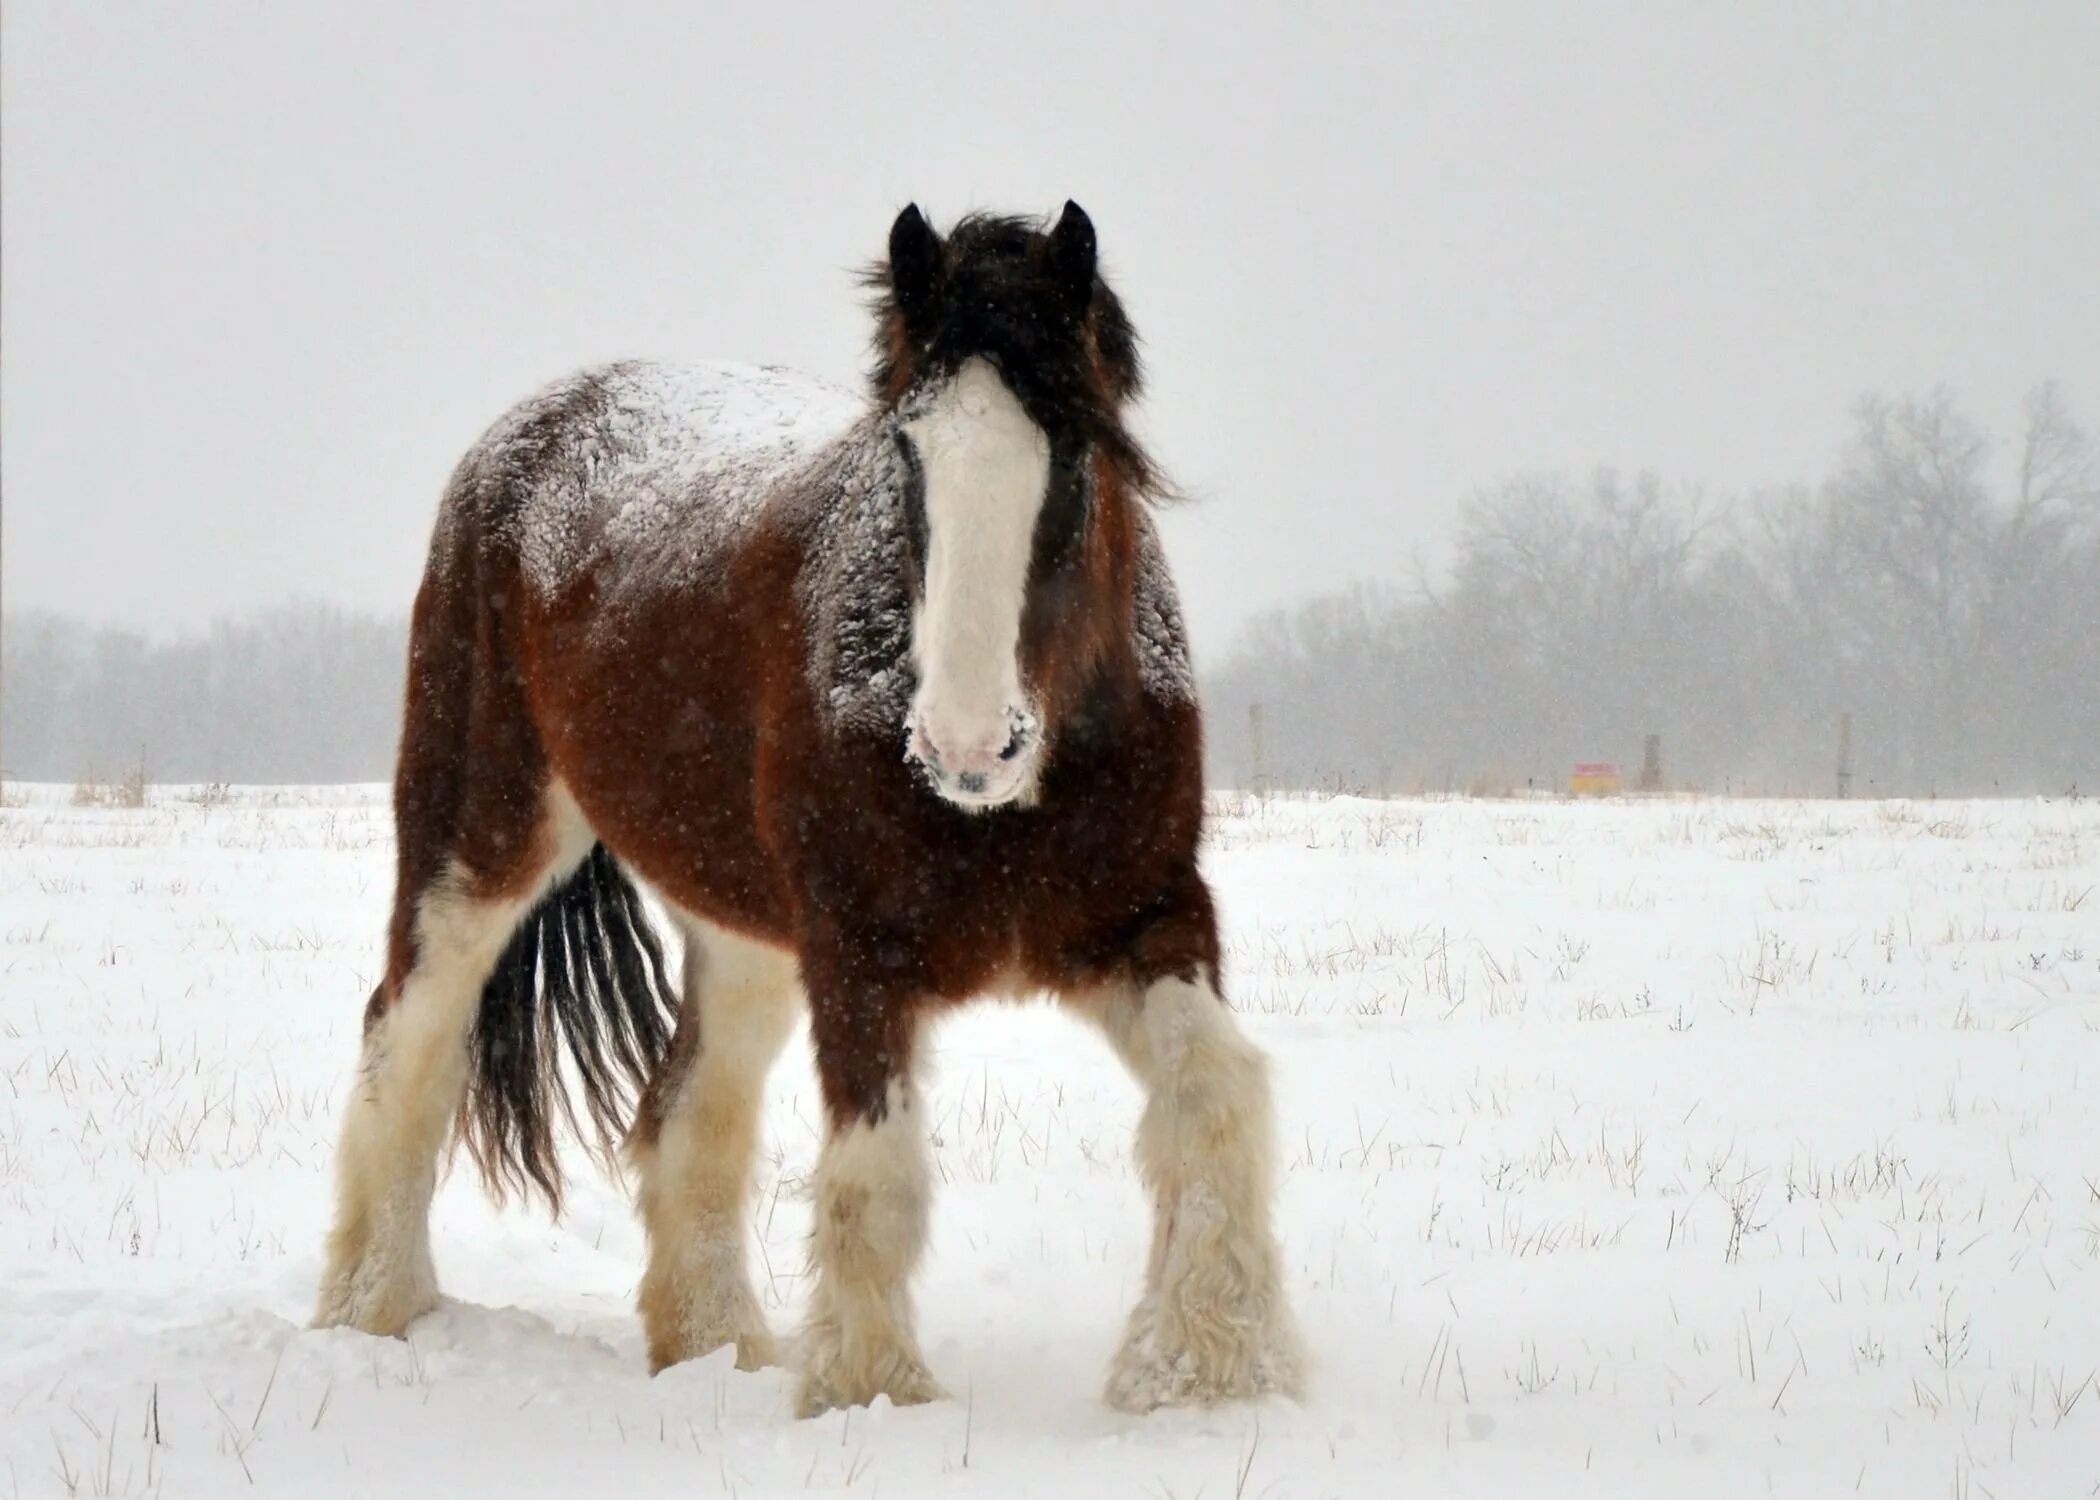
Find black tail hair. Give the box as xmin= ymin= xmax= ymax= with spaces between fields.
xmin=457 ymin=844 xmax=679 ymax=1213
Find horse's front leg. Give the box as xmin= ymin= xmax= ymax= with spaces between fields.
xmin=1087 ymin=962 xmax=1306 ymax=1412
xmin=795 ymin=958 xmax=945 ymax=1417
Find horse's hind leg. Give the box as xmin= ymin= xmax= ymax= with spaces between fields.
xmin=629 ymin=914 xmax=800 ymax=1373
xmin=315 ymin=774 xmax=587 ymax=1335
xmin=315 ymin=883 xmax=522 ymax=1333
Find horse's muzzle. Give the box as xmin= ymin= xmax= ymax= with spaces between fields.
xmin=907 ymin=706 xmax=1040 ymax=810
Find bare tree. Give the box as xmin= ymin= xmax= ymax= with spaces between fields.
xmin=1208 ymin=382 xmax=2098 ymax=796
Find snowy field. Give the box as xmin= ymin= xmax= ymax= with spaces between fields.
xmin=3 ymin=787 xmax=2097 ymax=1499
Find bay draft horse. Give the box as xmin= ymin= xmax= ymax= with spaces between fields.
xmin=314 ymin=201 xmax=1304 ymax=1416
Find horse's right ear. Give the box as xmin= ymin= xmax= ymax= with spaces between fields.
xmin=888 ymin=204 xmax=944 ymax=332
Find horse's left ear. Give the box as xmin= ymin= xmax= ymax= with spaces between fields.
xmin=1047 ymin=200 xmax=1096 ymax=314
xmin=889 ymin=204 xmax=945 ymax=334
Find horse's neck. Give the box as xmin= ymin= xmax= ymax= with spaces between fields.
xmin=1130 ymin=509 xmax=1196 ymax=705
xmin=796 ymin=424 xmax=918 ymax=736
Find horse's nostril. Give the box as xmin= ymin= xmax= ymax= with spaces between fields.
xmin=997 ymin=734 xmax=1025 ymax=763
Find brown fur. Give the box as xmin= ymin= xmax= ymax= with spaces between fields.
xmin=515 ymin=466 xmax=1213 ymax=1127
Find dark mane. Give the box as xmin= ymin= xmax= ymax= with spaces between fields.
xmin=861 ymin=209 xmax=1170 ymax=503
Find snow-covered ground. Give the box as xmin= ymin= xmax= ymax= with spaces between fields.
xmin=3 ymin=787 xmax=2096 ymax=1498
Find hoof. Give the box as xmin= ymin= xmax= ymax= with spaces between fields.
xmin=314 ymin=1209 xmax=440 ymax=1338
xmin=795 ymin=1347 xmax=946 ymax=1418
xmin=734 ymin=1327 xmax=785 ymax=1373
xmin=649 ymin=1323 xmax=784 ymax=1375
xmin=312 ymin=1269 xmax=438 ymax=1338
xmin=1105 ymin=1292 xmax=1306 ymax=1413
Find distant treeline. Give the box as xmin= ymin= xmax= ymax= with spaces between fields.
xmin=3 ymin=604 xmax=408 ymax=784
xmin=1208 ymin=385 xmax=2099 ymax=796
xmin=6 ymin=384 xmax=2095 ymax=795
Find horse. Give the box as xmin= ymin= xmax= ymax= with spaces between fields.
xmin=314 ymin=201 xmax=1304 ymax=1417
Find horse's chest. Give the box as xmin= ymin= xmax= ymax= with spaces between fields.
xmin=924 ymin=809 xmax=1133 ymax=934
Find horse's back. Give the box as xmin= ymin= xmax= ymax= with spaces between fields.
xmin=442 ymin=359 xmax=867 ymax=607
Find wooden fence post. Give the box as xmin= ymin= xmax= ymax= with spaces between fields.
xmin=1639 ymin=734 xmax=1663 ymax=793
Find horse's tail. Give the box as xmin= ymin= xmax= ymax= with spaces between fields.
xmin=456 ymin=844 xmax=680 ymax=1214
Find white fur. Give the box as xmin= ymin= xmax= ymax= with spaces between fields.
xmin=903 ymin=356 xmax=1051 ymax=806
xmin=314 ymin=785 xmax=595 ymax=1335
xmin=1088 ymin=974 xmax=1306 ymax=1411
xmin=314 ymin=878 xmax=527 ymax=1333
xmin=796 ymin=1076 xmax=944 ymax=1417
xmin=631 ymin=915 xmax=802 ymax=1372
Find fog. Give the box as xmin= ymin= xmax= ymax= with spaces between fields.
xmin=4 ymin=4 xmax=2097 ymax=787
xmin=1208 ymin=385 xmax=2099 ymax=795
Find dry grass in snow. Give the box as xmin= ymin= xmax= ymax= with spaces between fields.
xmin=2 ymin=786 xmax=2096 ymax=1497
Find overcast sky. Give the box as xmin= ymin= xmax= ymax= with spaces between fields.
xmin=5 ymin=3 xmax=2097 ymax=658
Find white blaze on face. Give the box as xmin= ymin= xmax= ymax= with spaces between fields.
xmin=903 ymin=357 xmax=1051 ymax=806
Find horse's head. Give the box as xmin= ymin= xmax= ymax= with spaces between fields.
xmin=870 ymin=201 xmax=1155 ymax=812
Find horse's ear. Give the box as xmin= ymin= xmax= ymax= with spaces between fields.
xmin=1047 ymin=200 xmax=1097 ymax=313
xmin=888 ymin=204 xmax=944 ymax=331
